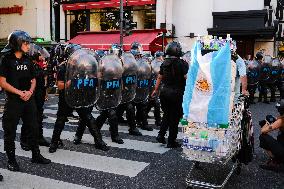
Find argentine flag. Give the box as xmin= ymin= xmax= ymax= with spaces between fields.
xmin=182 ymin=42 xmax=232 ymax=124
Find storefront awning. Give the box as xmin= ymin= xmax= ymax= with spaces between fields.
xmin=62 ymin=0 xmax=156 ymax=11
xmin=68 ymin=29 xmax=167 ymax=52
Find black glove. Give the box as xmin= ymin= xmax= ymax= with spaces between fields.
xmin=259 ymin=120 xmax=267 ymax=128
xmin=266 ymin=115 xmax=276 ymax=124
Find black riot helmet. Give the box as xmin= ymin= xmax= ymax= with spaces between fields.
xmin=109 ymin=43 xmax=122 ymax=57
xmin=255 ymin=52 xmax=264 ymax=61
xmin=95 ymin=50 xmax=105 ymax=58
xmin=64 ymin=43 xmax=82 ymax=59
xmin=165 ymin=41 xmax=182 ymax=58
xmin=154 ymin=51 xmax=164 ymax=58
xmin=276 ymin=100 xmax=284 ymax=115
xmin=130 ymin=42 xmax=143 ymax=56
xmin=1 ymin=30 xmax=33 ymax=53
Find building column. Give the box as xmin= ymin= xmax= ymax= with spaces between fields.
xmin=156 ymin=0 xmax=166 ymax=29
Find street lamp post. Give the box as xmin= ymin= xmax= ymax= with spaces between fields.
xmin=120 ymin=0 xmax=124 ymax=47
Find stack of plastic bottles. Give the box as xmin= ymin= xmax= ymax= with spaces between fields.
xmin=181 ymin=97 xmax=244 ymax=164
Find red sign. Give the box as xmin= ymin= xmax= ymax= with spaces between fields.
xmin=62 ymin=0 xmax=156 ymax=11
xmin=0 ymin=5 xmax=24 ymax=15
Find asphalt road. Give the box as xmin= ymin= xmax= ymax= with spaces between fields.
xmin=0 ymin=94 xmax=283 ymax=189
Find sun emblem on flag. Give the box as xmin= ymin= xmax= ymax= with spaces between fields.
xmin=196 ymin=77 xmax=211 ymax=93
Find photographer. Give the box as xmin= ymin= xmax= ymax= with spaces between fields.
xmin=259 ymin=101 xmax=284 ymax=171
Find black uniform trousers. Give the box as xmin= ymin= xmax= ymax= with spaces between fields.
xmin=146 ymin=97 xmax=161 ymax=124
xmin=247 ymin=83 xmax=258 ymax=102
xmin=158 ymin=87 xmax=183 ymax=143
xmin=3 ymin=96 xmax=39 ymax=152
xmin=51 ymin=96 xmax=101 ymax=144
xmin=134 ymin=100 xmax=148 ymax=126
xmin=95 ymin=109 xmax=119 ymax=139
xmin=259 ymin=81 xmax=269 ymax=101
xmin=21 ymin=87 xmax=46 ymax=142
xmin=276 ymin=80 xmax=284 ymax=100
xmin=116 ymin=102 xmax=138 ymax=131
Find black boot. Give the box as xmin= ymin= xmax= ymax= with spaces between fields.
xmin=155 ymin=120 xmax=162 ymax=127
xmin=167 ymin=141 xmax=181 ymax=148
xmin=73 ymin=120 xmax=86 ymax=145
xmin=6 ymin=151 xmax=19 ymax=172
xmin=95 ymin=141 xmax=109 ymax=151
xmin=32 ymin=149 xmax=51 ymax=164
xmin=111 ymin=136 xmax=124 ymax=144
xmin=117 ymin=116 xmax=127 ymax=124
xmin=156 ymin=135 xmax=166 ymax=144
xmin=88 ymin=119 xmax=110 ymax=151
xmin=20 ymin=141 xmax=31 ymax=151
xmin=140 ymin=123 xmax=153 ymax=131
xmin=38 ymin=136 xmax=50 ymax=147
xmin=49 ymin=139 xmax=63 ymax=153
xmin=129 ymin=127 xmax=142 ymax=136
xmin=0 ymin=173 xmax=3 ymax=181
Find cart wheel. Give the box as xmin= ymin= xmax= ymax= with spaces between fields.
xmin=235 ymin=165 xmax=241 ymax=175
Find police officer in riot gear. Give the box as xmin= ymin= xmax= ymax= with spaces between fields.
xmin=258 ymin=53 xmax=271 ymax=103
xmin=247 ymin=60 xmax=260 ymax=104
xmin=146 ymin=51 xmax=163 ymax=126
xmin=21 ymin=45 xmax=50 ymax=150
xmin=152 ymin=41 xmax=188 ymax=147
xmin=49 ymin=43 xmax=109 ymax=152
xmin=0 ymin=30 xmax=51 ymax=171
xmin=115 ymin=46 xmax=142 ymax=136
xmin=73 ymin=45 xmax=125 ymax=144
xmin=130 ymin=42 xmax=153 ymax=131
xmin=269 ymin=58 xmax=281 ymax=102
xmin=93 ymin=48 xmax=125 ymax=144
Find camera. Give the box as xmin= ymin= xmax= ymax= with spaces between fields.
xmin=259 ymin=115 xmax=276 ymax=128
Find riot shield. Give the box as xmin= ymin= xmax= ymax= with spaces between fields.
xmin=29 ymin=43 xmax=50 ymax=59
xmin=120 ymin=52 xmax=138 ymax=104
xmin=247 ymin=60 xmax=259 ymax=85
xmin=95 ymin=54 xmax=123 ymax=110
xmin=133 ymin=58 xmax=152 ymax=103
xmin=65 ymin=48 xmax=99 ymax=108
xmin=182 ymin=51 xmax=191 ymax=65
xmin=270 ymin=58 xmax=281 ymax=83
xmin=149 ymin=59 xmax=163 ymax=97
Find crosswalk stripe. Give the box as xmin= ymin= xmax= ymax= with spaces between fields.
xmin=0 ymin=126 xmax=169 ymax=154
xmin=0 ymin=168 xmax=93 ymax=189
xmin=0 ymin=140 xmax=149 ymax=178
xmin=43 ymin=116 xmax=183 ymax=139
